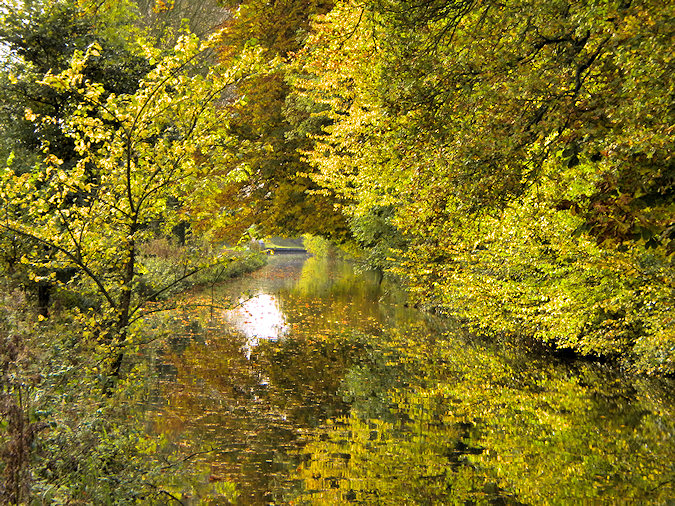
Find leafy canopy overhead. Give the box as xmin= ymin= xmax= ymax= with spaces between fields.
xmin=292 ymin=0 xmax=674 ymax=373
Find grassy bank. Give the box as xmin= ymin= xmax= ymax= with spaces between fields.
xmin=0 ymin=236 xmax=266 ymax=503
xmin=136 ymin=238 xmax=267 ymax=302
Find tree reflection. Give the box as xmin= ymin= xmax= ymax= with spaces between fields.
xmin=144 ymin=256 xmax=673 ymax=504
xmin=290 ymin=329 xmax=675 ymax=504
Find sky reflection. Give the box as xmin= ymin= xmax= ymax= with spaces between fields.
xmin=224 ymin=292 xmax=289 ymax=354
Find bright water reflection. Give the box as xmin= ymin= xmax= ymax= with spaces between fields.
xmin=224 ymin=293 xmax=289 ymax=356
xmin=145 ymin=254 xmax=675 ymax=504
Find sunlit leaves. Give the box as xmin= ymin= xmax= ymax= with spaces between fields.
xmin=0 ymin=18 xmax=268 ymax=341
xmin=292 ymin=0 xmax=675 ymax=373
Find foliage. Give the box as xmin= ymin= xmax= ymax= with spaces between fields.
xmin=0 ymin=0 xmax=153 ymax=313
xmin=2 ymin=0 xmax=673 ymax=501
xmin=138 ymin=243 xmax=267 ymax=301
xmin=190 ymin=0 xmax=350 ymax=242
xmin=0 ymin=5 xmax=268 ymax=499
xmin=1 ymin=18 xmax=266 ymax=371
xmin=0 ymin=0 xmax=147 ymax=166
xmin=0 ymin=289 xmax=40 ymax=503
xmin=302 ymin=233 xmax=341 ymax=258
xmin=0 ymin=283 xmax=203 ymax=504
xmin=133 ymin=0 xmax=230 ymax=42
xmin=292 ymin=0 xmax=675 ymax=374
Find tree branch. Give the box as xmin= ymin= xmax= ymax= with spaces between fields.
xmin=0 ymin=222 xmax=117 ymax=310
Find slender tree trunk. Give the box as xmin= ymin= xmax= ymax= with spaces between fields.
xmin=37 ymin=282 xmax=50 ymax=318
xmin=111 ymin=223 xmax=137 ymax=377
xmin=1 ymin=388 xmax=30 ymax=504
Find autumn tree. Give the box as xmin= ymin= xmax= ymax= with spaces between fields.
xmin=294 ymin=0 xmax=674 ymax=373
xmin=0 ymin=2 xmax=265 ymax=500
xmin=0 ymin=22 xmax=263 ymax=372
xmin=0 ymin=0 xmax=151 ymax=314
xmin=189 ymin=0 xmax=349 ymax=243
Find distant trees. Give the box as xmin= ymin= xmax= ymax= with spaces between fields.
xmin=191 ymin=0 xmax=350 ymax=242
xmin=133 ymin=0 xmax=230 ymax=42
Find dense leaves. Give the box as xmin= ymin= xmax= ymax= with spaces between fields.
xmin=0 ymin=0 xmax=152 ymax=314
xmin=292 ymin=0 xmax=675 ymax=374
xmin=1 ymin=6 xmax=265 ymax=345
xmin=0 ymin=285 xmax=192 ymax=504
xmin=189 ymin=0 xmax=350 ymax=242
xmin=1 ymin=0 xmax=673 ymax=502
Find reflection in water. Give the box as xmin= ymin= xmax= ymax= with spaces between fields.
xmin=295 ymin=333 xmax=675 ymax=504
xmin=224 ymin=293 xmax=289 ymax=357
xmin=144 ymin=254 xmax=675 ymax=504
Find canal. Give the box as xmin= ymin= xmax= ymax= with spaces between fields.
xmin=141 ymin=253 xmax=674 ymax=504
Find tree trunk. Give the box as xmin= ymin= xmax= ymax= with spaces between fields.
xmin=111 ymin=227 xmax=137 ymax=378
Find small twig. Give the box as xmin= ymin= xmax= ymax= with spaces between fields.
xmin=338 ymin=6 xmax=365 ymax=49
xmin=158 ymin=490 xmax=185 ymax=505
xmin=143 ymin=482 xmax=186 ymax=505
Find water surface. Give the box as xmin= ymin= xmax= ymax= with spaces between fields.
xmin=144 ymin=254 xmax=674 ymax=504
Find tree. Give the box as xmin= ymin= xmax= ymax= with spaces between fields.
xmin=0 ymin=0 xmax=151 ymax=314
xmin=293 ymin=0 xmax=675 ymax=373
xmin=0 ymin=26 xmax=264 ymax=373
xmin=187 ymin=0 xmax=350 ymax=243
xmin=0 ymin=2 xmax=262 ymax=501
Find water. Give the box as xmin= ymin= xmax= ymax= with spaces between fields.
xmin=143 ymin=254 xmax=675 ymax=504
